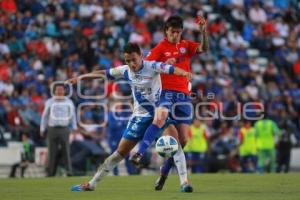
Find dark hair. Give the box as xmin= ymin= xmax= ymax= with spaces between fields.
xmin=164 ymin=15 xmax=183 ymax=33
xmin=53 ymin=83 xmax=65 ymax=91
xmin=123 ymin=43 xmax=141 ymax=55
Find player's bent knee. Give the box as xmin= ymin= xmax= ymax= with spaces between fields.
xmin=116 ymin=143 xmax=130 ymax=157
xmin=117 ymin=149 xmax=129 ymax=158
xmin=117 ymin=139 xmax=137 ymax=157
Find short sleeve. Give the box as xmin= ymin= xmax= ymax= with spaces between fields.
xmin=106 ymin=65 xmax=128 ymax=79
xmin=187 ymin=40 xmax=200 ymax=57
xmin=145 ymin=44 xmax=162 ymax=61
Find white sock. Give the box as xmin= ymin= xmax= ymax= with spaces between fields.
xmin=173 ymin=145 xmax=188 ymax=185
xmin=89 ymin=151 xmax=123 ymax=187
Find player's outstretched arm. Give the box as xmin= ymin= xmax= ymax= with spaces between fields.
xmin=65 ymin=65 xmax=127 ymax=85
xmin=152 ymin=62 xmax=192 ymax=80
xmin=65 ymin=70 xmax=106 ymax=85
xmin=196 ymin=16 xmax=209 ymax=53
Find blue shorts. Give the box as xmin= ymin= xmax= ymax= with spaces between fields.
xmin=122 ymin=116 xmax=153 ymax=141
xmin=158 ymin=90 xmax=193 ymax=125
xmin=122 ymin=116 xmax=173 ymax=141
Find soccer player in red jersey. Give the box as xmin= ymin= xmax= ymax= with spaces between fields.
xmin=130 ymin=16 xmax=209 ymax=192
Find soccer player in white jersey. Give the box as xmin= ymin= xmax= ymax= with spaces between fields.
xmin=67 ymin=43 xmax=191 ymax=191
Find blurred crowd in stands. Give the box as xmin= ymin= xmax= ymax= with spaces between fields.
xmin=0 ymin=0 xmax=300 ymax=174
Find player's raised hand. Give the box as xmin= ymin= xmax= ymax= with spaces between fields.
xmin=195 ymin=16 xmax=207 ymax=33
xmin=65 ymin=77 xmax=79 ymax=85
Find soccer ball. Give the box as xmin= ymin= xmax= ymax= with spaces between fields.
xmin=155 ymin=135 xmax=178 ymax=157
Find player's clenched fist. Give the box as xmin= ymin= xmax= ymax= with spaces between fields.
xmin=195 ymin=16 xmax=207 ymax=33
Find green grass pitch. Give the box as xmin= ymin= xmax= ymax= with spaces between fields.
xmin=0 ymin=174 xmax=300 ymax=200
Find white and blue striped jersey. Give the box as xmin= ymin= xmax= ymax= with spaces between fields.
xmin=106 ymin=60 xmax=175 ymax=117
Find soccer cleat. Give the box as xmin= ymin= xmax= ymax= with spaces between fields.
xmin=180 ymin=183 xmax=193 ymax=193
xmin=71 ymin=182 xmax=94 ymax=192
xmin=154 ymin=174 xmax=168 ymax=191
xmin=129 ymin=153 xmax=143 ymax=167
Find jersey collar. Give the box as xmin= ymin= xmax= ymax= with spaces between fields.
xmin=164 ymin=38 xmax=181 ymax=46
xmin=136 ymin=60 xmax=144 ymax=73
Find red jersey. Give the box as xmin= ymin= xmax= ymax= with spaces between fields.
xmin=146 ymin=38 xmax=199 ymax=94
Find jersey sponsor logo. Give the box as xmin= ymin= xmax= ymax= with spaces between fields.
xmin=134 ymin=74 xmax=152 ymax=81
xmin=134 ymin=74 xmax=144 ymax=81
xmin=134 ymin=86 xmax=152 ymax=96
xmin=151 ymin=62 xmax=157 ymax=69
xmin=164 ymin=52 xmax=171 ymax=56
xmin=179 ymin=47 xmax=186 ymax=54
